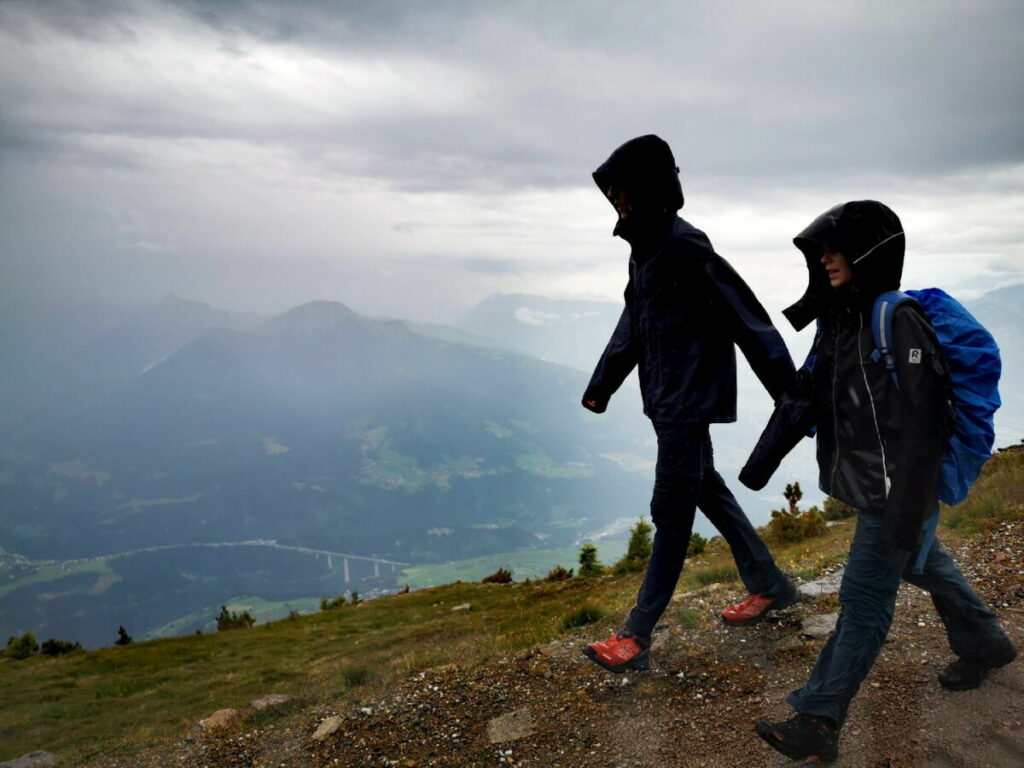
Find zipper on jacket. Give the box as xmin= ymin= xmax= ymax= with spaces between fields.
xmin=857 ymin=313 xmax=891 ymax=498
xmin=829 ymin=321 xmax=841 ymax=491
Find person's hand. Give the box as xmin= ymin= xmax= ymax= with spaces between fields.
xmin=582 ymin=396 xmax=607 ymax=414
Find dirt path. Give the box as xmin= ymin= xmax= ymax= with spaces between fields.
xmin=87 ymin=520 xmax=1024 ymax=768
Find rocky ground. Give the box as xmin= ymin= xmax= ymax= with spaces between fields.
xmin=79 ymin=519 xmax=1024 ymax=768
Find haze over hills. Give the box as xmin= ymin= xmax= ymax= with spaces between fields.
xmin=6 ymin=298 xmax=654 ymax=558
xmin=0 ymin=294 xmax=262 ymax=435
xmin=0 ymin=284 xmax=1019 ymax=649
xmin=457 ymin=293 xmax=624 ymax=371
xmin=451 ymin=291 xmax=811 ymax=513
xmin=456 ymin=285 xmax=1024 ymax=474
xmin=0 ymin=296 xmax=652 ymax=647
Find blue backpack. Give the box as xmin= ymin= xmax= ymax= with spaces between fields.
xmin=871 ymin=287 xmax=1002 ymax=507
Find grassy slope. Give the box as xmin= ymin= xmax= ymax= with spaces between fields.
xmin=400 ymin=539 xmax=629 ymax=588
xmin=142 ymin=596 xmax=324 ymax=640
xmin=1 ymin=449 xmax=1020 ymax=765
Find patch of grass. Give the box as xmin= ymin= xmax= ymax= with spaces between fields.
xmin=688 ymin=564 xmax=740 ymax=588
xmin=945 ymin=497 xmax=1013 ymax=534
xmin=341 ymin=664 xmax=374 ymax=688
xmin=247 ymin=697 xmax=303 ymax=728
xmin=676 ymin=607 xmax=703 ymax=629
xmin=794 ymin=565 xmax=822 ymax=581
xmin=942 ymin=450 xmax=1023 ymax=536
xmin=561 ymin=604 xmax=605 ymax=630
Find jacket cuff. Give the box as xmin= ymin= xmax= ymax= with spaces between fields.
xmin=582 ymin=389 xmax=609 ymax=414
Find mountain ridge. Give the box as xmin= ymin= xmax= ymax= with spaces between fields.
xmin=1 ymin=287 xmax=1020 ymax=651
xmin=0 ymin=298 xmax=650 ymax=647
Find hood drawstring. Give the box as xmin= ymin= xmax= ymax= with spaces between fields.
xmin=852 ymin=231 xmax=905 ymax=265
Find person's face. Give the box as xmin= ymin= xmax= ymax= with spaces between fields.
xmin=821 ymin=245 xmax=853 ymax=288
xmin=606 ymin=185 xmax=631 ymax=220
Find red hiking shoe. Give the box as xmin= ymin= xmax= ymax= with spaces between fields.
xmin=582 ymin=629 xmax=651 ymax=674
xmin=722 ymin=589 xmax=800 ymax=626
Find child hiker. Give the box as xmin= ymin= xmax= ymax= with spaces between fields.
xmin=741 ymin=200 xmax=1016 ymax=762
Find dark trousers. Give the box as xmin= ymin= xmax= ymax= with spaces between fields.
xmin=787 ymin=510 xmax=1009 ymax=727
xmin=625 ymin=422 xmax=793 ymax=640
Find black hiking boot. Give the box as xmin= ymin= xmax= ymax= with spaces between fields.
xmin=938 ymin=639 xmax=1018 ymax=691
xmin=756 ymin=713 xmax=839 ymax=763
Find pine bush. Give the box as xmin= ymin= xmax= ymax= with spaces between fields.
xmin=614 ymin=517 xmax=653 ymax=573
xmin=482 ymin=568 xmax=513 ymax=584
xmin=578 ymin=543 xmax=605 ymax=577
xmin=545 ymin=565 xmax=573 ymax=581
xmin=5 ymin=632 xmax=39 ymax=660
xmin=216 ymin=606 xmax=256 ymax=631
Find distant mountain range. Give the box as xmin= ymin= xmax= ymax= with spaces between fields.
xmin=1 ymin=284 xmax=1019 ymax=648
xmin=456 ymin=293 xmax=623 ymax=372
xmin=454 ymin=286 xmax=1024 ymax=463
xmin=3 ymin=297 xmax=654 ymax=560
xmin=0 ymin=294 xmax=261 ymax=434
xmin=0 ymin=295 xmax=651 ymax=646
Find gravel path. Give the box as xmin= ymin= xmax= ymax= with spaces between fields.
xmin=86 ymin=519 xmax=1024 ymax=768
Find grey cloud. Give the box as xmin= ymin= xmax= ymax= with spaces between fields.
xmin=3 ymin=0 xmax=1023 ymax=319
xmin=0 ymin=0 xmax=142 ymax=44
xmin=391 ymin=221 xmax=425 ymax=234
xmin=116 ymin=239 xmax=177 ymax=253
xmin=4 ymin=0 xmax=1022 ymax=195
xmin=454 ymin=257 xmax=522 ymax=275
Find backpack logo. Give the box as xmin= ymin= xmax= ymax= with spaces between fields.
xmin=909 ymin=349 xmax=922 ymax=364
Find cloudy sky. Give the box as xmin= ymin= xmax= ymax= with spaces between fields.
xmin=2 ymin=0 xmax=1023 ymax=323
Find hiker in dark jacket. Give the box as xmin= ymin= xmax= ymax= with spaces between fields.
xmin=746 ymin=200 xmax=1017 ymax=763
xmin=581 ymin=135 xmax=800 ymax=675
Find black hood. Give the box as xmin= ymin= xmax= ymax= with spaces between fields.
xmin=593 ymin=134 xmax=685 ymax=219
xmin=783 ymin=200 xmax=905 ymax=331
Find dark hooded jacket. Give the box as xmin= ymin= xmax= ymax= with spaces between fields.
xmin=740 ymin=200 xmax=954 ymax=549
xmin=583 ymin=135 xmax=795 ymax=425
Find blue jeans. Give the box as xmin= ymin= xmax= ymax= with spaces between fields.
xmin=787 ymin=510 xmax=1008 ymax=727
xmin=625 ymin=422 xmax=794 ymax=640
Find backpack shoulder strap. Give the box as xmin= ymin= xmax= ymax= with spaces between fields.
xmin=870 ymin=291 xmax=912 ymax=389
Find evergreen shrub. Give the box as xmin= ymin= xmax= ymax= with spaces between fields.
xmin=578 ymin=543 xmax=605 ymax=577
xmin=765 ymin=483 xmax=827 ymax=543
xmin=614 ymin=517 xmax=653 ymax=573
xmin=482 ymin=568 xmax=513 ymax=584
xmin=216 ymin=606 xmax=256 ymax=631
xmin=5 ymin=632 xmax=39 ymax=660
xmin=545 ymin=565 xmax=573 ymax=581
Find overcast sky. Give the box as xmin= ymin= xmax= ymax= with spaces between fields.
xmin=2 ymin=0 xmax=1023 ymax=324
